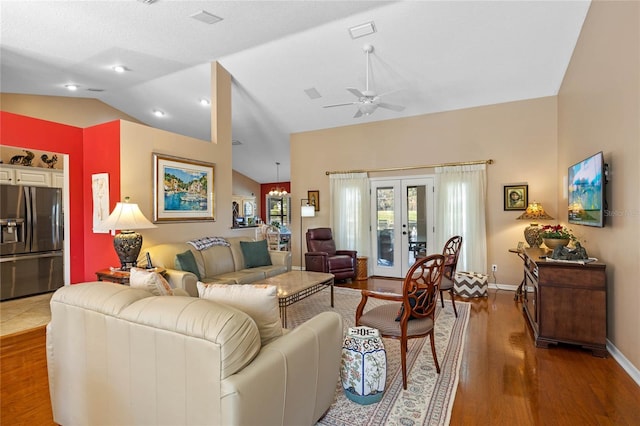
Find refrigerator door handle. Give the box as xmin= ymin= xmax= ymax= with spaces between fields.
xmin=24 ymin=186 xmax=33 ymax=252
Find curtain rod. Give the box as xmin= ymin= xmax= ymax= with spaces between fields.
xmin=325 ymin=159 xmax=494 ymax=175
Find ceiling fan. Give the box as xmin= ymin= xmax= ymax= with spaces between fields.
xmin=323 ymin=44 xmax=405 ymax=118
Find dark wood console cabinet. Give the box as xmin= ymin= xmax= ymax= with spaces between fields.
xmin=522 ymin=247 xmax=607 ymax=357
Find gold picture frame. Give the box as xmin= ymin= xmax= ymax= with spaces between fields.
xmin=504 ymin=184 xmax=528 ymax=211
xmin=153 ymin=153 xmax=215 ymax=222
xmin=307 ymin=190 xmax=320 ymax=211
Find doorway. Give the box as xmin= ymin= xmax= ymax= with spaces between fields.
xmin=370 ymin=176 xmax=435 ymax=278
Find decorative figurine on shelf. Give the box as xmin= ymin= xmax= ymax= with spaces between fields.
xmin=10 ymin=150 xmax=34 ymax=166
xmin=41 ymin=154 xmax=58 ymax=169
xmin=550 ymin=242 xmax=589 ymax=260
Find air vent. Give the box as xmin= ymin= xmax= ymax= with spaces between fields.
xmin=86 ymin=88 xmax=105 ymax=92
xmin=304 ymin=87 xmax=322 ymax=100
xmin=348 ymin=21 xmax=376 ymax=39
xmin=190 ymin=10 xmax=223 ymax=25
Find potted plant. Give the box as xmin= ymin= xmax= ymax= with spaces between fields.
xmin=539 ymin=225 xmax=576 ymax=249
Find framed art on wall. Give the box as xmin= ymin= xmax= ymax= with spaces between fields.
xmin=504 ymin=184 xmax=528 ymax=211
xmin=153 ymin=153 xmax=215 ymax=222
xmin=308 ymin=190 xmax=320 ymax=211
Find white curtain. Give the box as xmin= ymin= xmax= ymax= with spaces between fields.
xmin=435 ymin=164 xmax=487 ymax=274
xmin=329 ymin=173 xmax=371 ymax=267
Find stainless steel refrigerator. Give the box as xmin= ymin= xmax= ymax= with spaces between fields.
xmin=1 ymin=184 xmax=64 ymax=301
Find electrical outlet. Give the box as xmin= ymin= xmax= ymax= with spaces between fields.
xmin=491 ymin=264 xmax=498 ymax=272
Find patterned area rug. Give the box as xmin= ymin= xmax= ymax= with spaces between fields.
xmin=285 ymin=286 xmax=470 ymax=426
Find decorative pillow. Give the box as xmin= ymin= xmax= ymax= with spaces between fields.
xmin=129 ymin=267 xmax=173 ymax=296
xmin=175 ymin=250 xmax=202 ymax=280
xmin=395 ymin=290 xmax=427 ymax=321
xmin=240 ymin=239 xmax=272 ymax=268
xmin=197 ymin=282 xmax=282 ymax=345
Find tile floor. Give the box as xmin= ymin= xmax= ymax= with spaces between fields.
xmin=0 ymin=292 xmax=53 ymax=336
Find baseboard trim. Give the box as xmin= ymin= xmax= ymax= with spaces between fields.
xmin=607 ymin=340 xmax=640 ymax=386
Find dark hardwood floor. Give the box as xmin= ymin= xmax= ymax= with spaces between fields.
xmin=1 ymin=277 xmax=639 ymax=425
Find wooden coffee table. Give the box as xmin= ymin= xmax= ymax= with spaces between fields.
xmin=257 ymin=271 xmax=334 ymax=327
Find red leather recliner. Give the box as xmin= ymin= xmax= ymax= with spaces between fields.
xmin=305 ymin=228 xmax=357 ymax=281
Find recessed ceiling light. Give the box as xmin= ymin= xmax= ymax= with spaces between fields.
xmin=153 ymin=110 xmax=165 ymax=117
xmin=113 ymin=65 xmax=127 ymax=73
xmin=199 ymin=98 xmax=211 ymax=106
xmin=349 ymin=21 xmax=376 ymax=39
xmin=65 ymin=84 xmax=78 ymax=91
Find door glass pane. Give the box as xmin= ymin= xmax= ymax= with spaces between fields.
xmin=376 ymin=187 xmax=394 ymax=266
xmin=406 ymin=185 xmax=427 ymax=265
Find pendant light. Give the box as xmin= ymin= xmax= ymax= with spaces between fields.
xmin=268 ymin=162 xmax=288 ymax=196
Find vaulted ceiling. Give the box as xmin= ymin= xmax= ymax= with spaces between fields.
xmin=1 ymin=1 xmax=590 ymax=183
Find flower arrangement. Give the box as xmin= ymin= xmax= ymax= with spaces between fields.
xmin=540 ymin=224 xmax=576 ymax=241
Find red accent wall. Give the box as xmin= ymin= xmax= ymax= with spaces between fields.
xmin=1 ymin=112 xmax=85 ymax=282
xmin=82 ymin=122 xmax=121 ymax=281
xmin=259 ymin=181 xmax=291 ymax=221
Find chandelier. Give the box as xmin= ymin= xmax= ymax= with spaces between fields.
xmin=268 ymin=162 xmax=288 ymax=196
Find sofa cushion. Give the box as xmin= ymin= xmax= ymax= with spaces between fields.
xmin=197 ymin=282 xmax=283 ymax=345
xmin=129 ymin=267 xmax=173 ymax=296
xmin=240 ymin=240 xmax=272 ymax=268
xmin=175 ymin=250 xmax=202 ymax=280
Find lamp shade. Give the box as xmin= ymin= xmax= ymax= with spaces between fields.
xmin=301 ymin=205 xmax=316 ymax=218
xmin=516 ymin=201 xmax=554 ymax=223
xmin=101 ymin=198 xmax=156 ymax=270
xmin=101 ymin=200 xmax=157 ymax=231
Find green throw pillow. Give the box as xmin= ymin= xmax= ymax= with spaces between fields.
xmin=240 ymin=240 xmax=272 ymax=268
xmin=175 ymin=250 xmax=202 ymax=280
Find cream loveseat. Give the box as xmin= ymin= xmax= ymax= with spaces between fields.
xmin=142 ymin=236 xmax=292 ymax=296
xmin=47 ymin=282 xmax=343 ymax=426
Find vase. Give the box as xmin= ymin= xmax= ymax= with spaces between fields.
xmin=543 ymin=238 xmax=570 ymax=249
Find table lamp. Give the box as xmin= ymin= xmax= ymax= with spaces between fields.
xmin=100 ymin=197 xmax=157 ymax=270
xmin=300 ymin=199 xmax=316 ymax=269
xmin=516 ymin=201 xmax=553 ymax=248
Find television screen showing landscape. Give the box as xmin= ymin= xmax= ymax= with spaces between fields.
xmin=568 ymin=152 xmax=604 ymax=227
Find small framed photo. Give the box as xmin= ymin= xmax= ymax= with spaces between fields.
xmin=504 ymin=184 xmax=528 ymax=211
xmin=307 ymin=190 xmax=320 ymax=211
xmin=153 ymin=153 xmax=215 ymax=222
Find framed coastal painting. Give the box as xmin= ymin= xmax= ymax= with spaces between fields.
xmin=504 ymin=184 xmax=528 ymax=211
xmin=153 ymin=153 xmax=215 ymax=222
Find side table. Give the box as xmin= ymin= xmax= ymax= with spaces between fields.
xmin=340 ymin=326 xmax=386 ymax=405
xmin=508 ymin=248 xmax=526 ymax=301
xmin=96 ymin=267 xmax=166 ymax=285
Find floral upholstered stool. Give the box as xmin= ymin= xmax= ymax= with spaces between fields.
xmin=340 ymin=326 xmax=386 ymax=405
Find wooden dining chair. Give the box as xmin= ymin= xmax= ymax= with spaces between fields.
xmin=355 ymin=253 xmax=445 ymax=389
xmin=439 ymin=236 xmax=463 ymax=317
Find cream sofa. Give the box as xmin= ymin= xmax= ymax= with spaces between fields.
xmin=142 ymin=236 xmax=292 ymax=296
xmin=47 ymin=282 xmax=343 ymax=426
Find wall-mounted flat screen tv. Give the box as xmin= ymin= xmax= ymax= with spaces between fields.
xmin=568 ymin=151 xmax=606 ymax=227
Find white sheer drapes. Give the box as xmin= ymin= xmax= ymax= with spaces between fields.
xmin=435 ymin=164 xmax=487 ymax=274
xmin=329 ymin=173 xmax=371 ymax=265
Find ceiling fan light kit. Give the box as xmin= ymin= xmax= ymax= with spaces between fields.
xmin=323 ymin=44 xmax=405 ymax=118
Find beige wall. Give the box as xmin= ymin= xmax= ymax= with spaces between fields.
xmin=291 ymin=96 xmax=559 ymax=285
xmin=558 ymin=1 xmax=639 ymax=369
xmin=0 ymin=93 xmax=142 ymax=127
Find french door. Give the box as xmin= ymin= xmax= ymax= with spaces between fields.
xmin=370 ymin=177 xmax=435 ymax=278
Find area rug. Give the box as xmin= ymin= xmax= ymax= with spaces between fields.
xmin=285 ymin=286 xmax=470 ymax=426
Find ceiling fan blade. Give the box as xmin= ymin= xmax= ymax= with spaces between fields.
xmin=346 ymin=87 xmax=365 ymax=98
xmin=377 ymin=102 xmax=405 ymax=112
xmin=323 ymin=102 xmax=358 ymax=108
xmin=353 ymin=109 xmax=364 ymax=118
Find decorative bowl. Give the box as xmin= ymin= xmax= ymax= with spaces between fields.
xmin=543 ymin=238 xmax=570 ymax=249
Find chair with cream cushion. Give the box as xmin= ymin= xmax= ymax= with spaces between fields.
xmin=439 ymin=235 xmax=463 ymax=317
